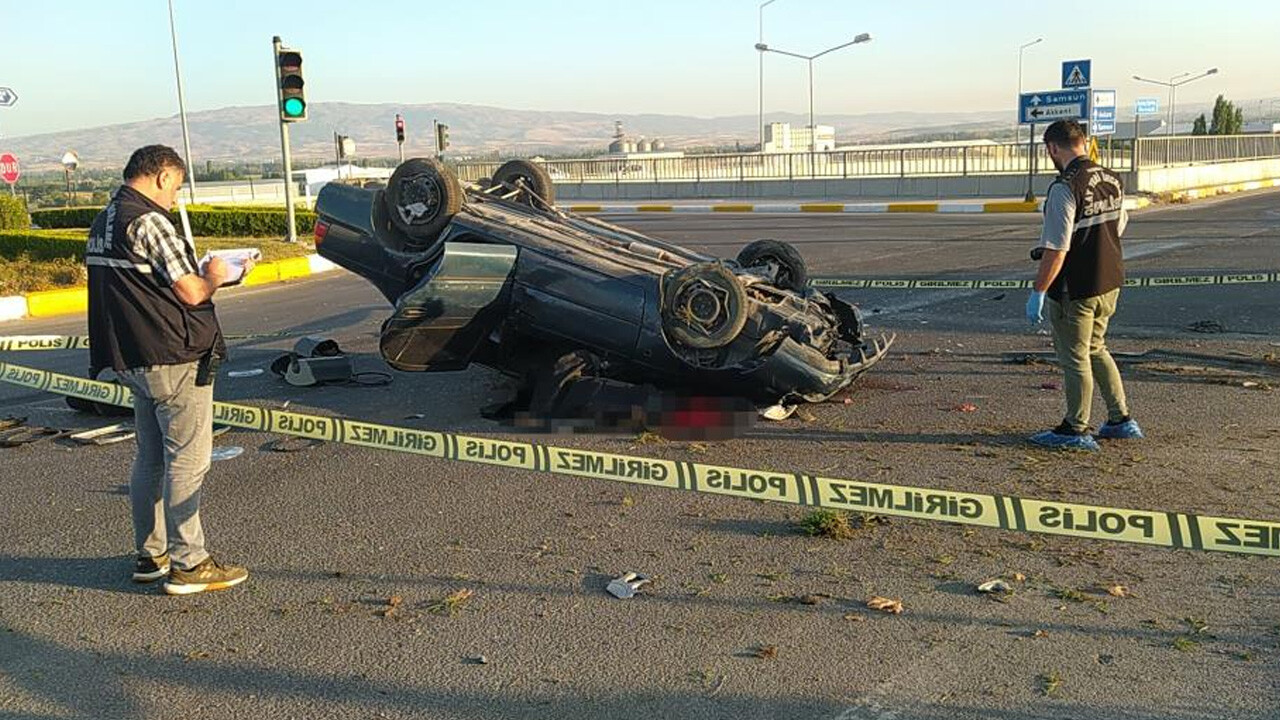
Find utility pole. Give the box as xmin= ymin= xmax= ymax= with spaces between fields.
xmin=168 ymin=0 xmax=197 ymax=204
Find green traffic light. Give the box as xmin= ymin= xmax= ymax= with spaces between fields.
xmin=283 ymin=98 xmax=305 ymax=117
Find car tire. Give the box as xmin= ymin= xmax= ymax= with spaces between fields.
xmin=661 ymin=262 xmax=749 ymax=350
xmin=492 ymin=159 xmax=555 ymax=206
xmin=737 ymin=239 xmax=808 ymax=291
xmin=385 ymin=157 xmax=463 ymax=243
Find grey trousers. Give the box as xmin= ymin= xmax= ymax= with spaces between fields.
xmin=117 ymin=361 xmax=213 ymax=570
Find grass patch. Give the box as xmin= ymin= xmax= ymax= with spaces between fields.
xmin=0 ymin=235 xmax=315 ymax=295
xmin=1039 ymin=672 xmax=1063 ymax=696
xmin=797 ymin=509 xmax=885 ymax=540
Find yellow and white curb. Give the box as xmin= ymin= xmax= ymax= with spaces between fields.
xmin=1170 ymin=177 xmax=1280 ymax=201
xmin=0 ymin=253 xmax=339 ymax=323
xmin=565 ymin=197 xmax=1149 ymax=215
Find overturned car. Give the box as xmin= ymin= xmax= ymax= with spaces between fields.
xmin=313 ymin=158 xmax=892 ymax=419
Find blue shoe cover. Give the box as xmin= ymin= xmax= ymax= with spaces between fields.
xmin=1097 ymin=419 xmax=1144 ymax=440
xmin=1029 ymin=429 xmax=1100 ymax=451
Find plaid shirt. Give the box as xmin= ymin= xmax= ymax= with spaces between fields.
xmin=126 ymin=211 xmax=198 ymax=286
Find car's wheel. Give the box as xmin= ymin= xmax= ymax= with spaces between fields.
xmin=492 ymin=159 xmax=555 ymax=206
xmin=385 ymin=157 xmax=463 ymax=243
xmin=661 ymin=262 xmax=749 ymax=350
xmin=737 ymin=239 xmax=808 ymax=291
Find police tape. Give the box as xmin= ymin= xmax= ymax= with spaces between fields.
xmin=0 ymin=331 xmax=297 ymax=352
xmin=2 ymin=357 xmax=1278 ymax=558
xmin=812 ymin=272 xmax=1280 ymax=290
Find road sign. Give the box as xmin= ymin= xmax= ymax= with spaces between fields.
xmin=1091 ymin=90 xmax=1117 ymax=136
xmin=1061 ymin=60 xmax=1091 ymax=89
xmin=0 ymin=154 xmax=18 ymax=185
xmin=1019 ymin=90 xmax=1089 ymax=125
xmin=0 ymin=87 xmax=16 ymax=107
xmin=1135 ymin=97 xmax=1160 ymax=115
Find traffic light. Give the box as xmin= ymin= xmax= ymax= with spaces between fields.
xmin=435 ymin=122 xmax=450 ymax=153
xmin=395 ymin=114 xmax=405 ymax=144
xmin=275 ymin=44 xmax=306 ymax=122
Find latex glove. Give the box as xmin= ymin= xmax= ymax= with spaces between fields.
xmin=1025 ymin=290 xmax=1046 ymax=325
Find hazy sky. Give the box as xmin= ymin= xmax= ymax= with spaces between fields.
xmin=1 ymin=0 xmax=1278 ymax=138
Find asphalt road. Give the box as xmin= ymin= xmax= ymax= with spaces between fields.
xmin=1 ymin=190 xmax=1279 ymax=720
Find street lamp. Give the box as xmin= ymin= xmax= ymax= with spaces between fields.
xmin=1132 ymin=68 xmax=1219 ymax=136
xmin=1016 ymin=37 xmax=1043 ymax=142
xmin=755 ymin=33 xmax=872 ymax=159
xmin=61 ymin=151 xmax=79 ymax=207
xmin=757 ymin=0 xmax=781 ymax=152
xmin=168 ymin=0 xmax=197 ymax=203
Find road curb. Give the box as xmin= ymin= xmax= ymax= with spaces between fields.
xmin=1167 ymin=177 xmax=1280 ymax=201
xmin=564 ymin=198 xmax=1151 ymax=215
xmin=0 ymin=253 xmax=339 ymax=324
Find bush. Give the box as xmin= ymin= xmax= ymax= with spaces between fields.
xmin=30 ymin=205 xmax=315 ymax=237
xmin=0 ymin=195 xmax=32 ymax=231
xmin=0 ymin=229 xmax=88 ymax=262
xmin=30 ymin=207 xmax=100 ymax=229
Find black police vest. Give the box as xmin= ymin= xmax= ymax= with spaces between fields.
xmin=1048 ymin=157 xmax=1126 ymax=301
xmin=86 ymin=186 xmax=224 ymax=373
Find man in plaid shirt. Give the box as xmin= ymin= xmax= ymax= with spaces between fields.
xmin=86 ymin=145 xmax=252 ymax=595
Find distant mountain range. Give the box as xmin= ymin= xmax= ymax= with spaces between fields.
xmin=3 ymin=102 xmax=1015 ymax=172
xmin=5 ymin=96 xmax=1260 ymax=173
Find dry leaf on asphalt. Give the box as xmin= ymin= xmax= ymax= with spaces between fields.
xmin=867 ymin=596 xmax=904 ymax=614
xmin=953 ymin=403 xmax=979 ymax=413
xmin=1106 ymin=584 xmax=1131 ymax=598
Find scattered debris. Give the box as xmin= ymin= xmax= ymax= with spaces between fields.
xmin=1105 ymin=584 xmax=1131 ymax=598
xmin=1186 ymin=320 xmax=1226 ymax=334
xmin=465 ymin=655 xmax=489 ymax=665
xmin=210 ymin=446 xmax=244 ymax=462
xmin=226 ymin=369 xmax=264 ymax=378
xmin=425 ymin=589 xmax=474 ymax=616
xmin=977 ymin=579 xmax=1012 ymax=594
xmin=867 ymin=596 xmax=904 ymax=615
xmin=606 ymin=572 xmax=651 ymax=599
xmin=1172 ymin=637 xmax=1200 ymax=652
xmin=842 ymin=612 xmax=866 ymax=622
xmin=749 ymin=644 xmax=778 ymax=660
xmin=1040 ymin=382 xmax=1061 ymax=390
xmin=953 ymin=403 xmax=979 ymax=413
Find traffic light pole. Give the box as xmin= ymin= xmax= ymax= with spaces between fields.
xmin=273 ymin=35 xmax=299 ymax=243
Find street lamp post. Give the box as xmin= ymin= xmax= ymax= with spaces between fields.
xmin=757 ymin=0 xmax=780 ymax=152
xmin=168 ymin=0 xmax=197 ymax=204
xmin=755 ymin=33 xmax=872 ymax=171
xmin=1016 ymin=38 xmax=1043 ymax=142
xmin=61 ymin=151 xmax=79 ymax=207
xmin=1133 ymin=68 xmax=1218 ymax=165
xmin=1132 ymin=68 xmax=1219 ymax=136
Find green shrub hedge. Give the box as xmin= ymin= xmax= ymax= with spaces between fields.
xmin=0 ymin=230 xmax=88 ymax=262
xmin=0 ymin=195 xmax=33 ymax=231
xmin=30 ymin=205 xmax=315 ymax=237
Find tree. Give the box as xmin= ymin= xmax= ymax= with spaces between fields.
xmin=1192 ymin=114 xmax=1208 ymax=135
xmin=1209 ymin=95 xmax=1245 ymax=135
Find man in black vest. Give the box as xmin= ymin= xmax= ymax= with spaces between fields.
xmin=1026 ymin=120 xmax=1144 ymax=451
xmin=87 ymin=145 xmax=250 ymax=595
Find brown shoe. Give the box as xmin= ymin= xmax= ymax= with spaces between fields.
xmin=163 ymin=556 xmax=249 ymax=596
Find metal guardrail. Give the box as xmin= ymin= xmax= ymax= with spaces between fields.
xmin=1136 ymin=134 xmax=1280 ymax=167
xmin=456 ymin=134 xmax=1279 ymax=184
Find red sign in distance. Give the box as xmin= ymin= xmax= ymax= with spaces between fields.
xmin=0 ymin=154 xmax=18 ymax=185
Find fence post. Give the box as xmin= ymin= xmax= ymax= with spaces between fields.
xmin=899 ymin=149 xmax=906 ymax=178
xmin=787 ymin=153 xmax=793 ymax=181
xmin=739 ymin=154 xmax=745 ymax=182
xmin=962 ymin=146 xmax=968 ymax=176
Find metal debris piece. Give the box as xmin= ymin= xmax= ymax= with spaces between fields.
xmin=227 ymin=369 xmax=265 ymax=378
xmin=210 ymin=446 xmax=245 ymax=462
xmin=978 ymin=579 xmax=1012 ymax=594
xmin=606 ymin=572 xmax=651 ymax=599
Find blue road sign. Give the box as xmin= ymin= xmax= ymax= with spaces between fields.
xmin=1091 ymin=90 xmax=1117 ymax=135
xmin=1135 ymin=97 xmax=1160 ymax=115
xmin=1061 ymin=60 xmax=1092 ymax=89
xmin=1019 ymin=90 xmax=1089 ymax=125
